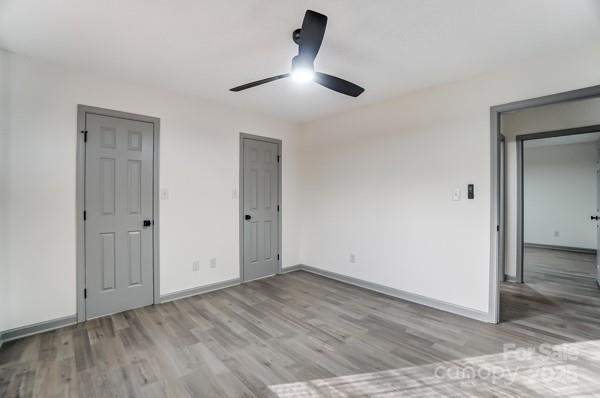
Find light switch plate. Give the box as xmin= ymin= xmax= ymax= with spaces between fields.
xmin=160 ymin=188 xmax=169 ymax=200
xmin=452 ymin=188 xmax=461 ymax=201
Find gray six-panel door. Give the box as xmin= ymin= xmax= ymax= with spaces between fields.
xmin=85 ymin=114 xmax=154 ymax=319
xmin=243 ymin=138 xmax=279 ymax=281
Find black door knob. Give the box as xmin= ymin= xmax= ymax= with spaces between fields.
xmin=591 ymin=216 xmax=599 ymax=221
xmin=143 ymin=219 xmax=152 ymax=227
xmin=245 ymin=215 xmax=251 ymax=220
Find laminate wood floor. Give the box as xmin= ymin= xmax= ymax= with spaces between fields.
xmin=524 ymin=246 xmax=597 ymax=279
xmin=2 ymin=255 xmax=600 ymax=397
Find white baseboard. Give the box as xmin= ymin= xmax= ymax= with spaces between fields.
xmin=293 ymin=264 xmax=491 ymax=323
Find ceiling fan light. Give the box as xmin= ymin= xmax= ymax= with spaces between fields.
xmin=291 ymin=67 xmax=314 ymax=83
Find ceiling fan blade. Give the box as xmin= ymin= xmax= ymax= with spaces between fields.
xmin=298 ymin=10 xmax=327 ymax=62
xmin=230 ymin=74 xmax=290 ymax=92
xmin=314 ymin=72 xmax=365 ymax=97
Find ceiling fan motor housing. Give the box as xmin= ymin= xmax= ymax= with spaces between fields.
xmin=291 ymin=54 xmax=313 ymax=73
xmin=292 ymin=28 xmax=302 ymax=45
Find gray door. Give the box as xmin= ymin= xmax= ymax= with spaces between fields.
xmin=85 ymin=113 xmax=154 ymax=319
xmin=242 ymin=138 xmax=279 ymax=281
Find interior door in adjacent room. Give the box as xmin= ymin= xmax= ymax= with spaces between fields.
xmin=241 ymin=136 xmax=281 ymax=281
xmin=84 ymin=113 xmax=155 ymax=319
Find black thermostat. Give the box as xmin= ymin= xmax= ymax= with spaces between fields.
xmin=468 ymin=184 xmax=474 ymax=199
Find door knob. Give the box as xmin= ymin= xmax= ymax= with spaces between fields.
xmin=245 ymin=215 xmax=251 ymax=220
xmin=591 ymin=216 xmax=599 ymax=221
xmin=143 ymin=219 xmax=152 ymax=227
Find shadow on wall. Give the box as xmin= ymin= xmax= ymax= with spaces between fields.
xmin=0 ymin=49 xmax=11 ymax=332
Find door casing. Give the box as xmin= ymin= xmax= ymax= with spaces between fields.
xmin=76 ymin=105 xmax=160 ymax=322
xmin=499 ymin=134 xmax=506 ymax=281
xmin=239 ymin=132 xmax=282 ymax=281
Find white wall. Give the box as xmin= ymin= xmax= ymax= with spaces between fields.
xmin=1 ymin=50 xmax=301 ymax=330
xmin=5 ymin=42 xmax=600 ymax=329
xmin=298 ymin=44 xmax=600 ymax=315
xmin=523 ymin=142 xmax=597 ymax=249
xmin=501 ymin=98 xmax=600 ymax=276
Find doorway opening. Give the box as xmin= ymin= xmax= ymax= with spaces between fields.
xmin=239 ymin=133 xmax=282 ymax=282
xmin=516 ymin=127 xmax=600 ymax=285
xmin=76 ymin=105 xmax=160 ymax=322
xmin=490 ymin=88 xmax=600 ymax=324
xmin=503 ymin=128 xmax=600 ymax=324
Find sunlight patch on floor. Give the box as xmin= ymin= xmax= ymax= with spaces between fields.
xmin=269 ymin=340 xmax=600 ymax=397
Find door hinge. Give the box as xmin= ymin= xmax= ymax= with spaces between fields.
xmin=277 ymin=205 xmax=280 ymax=212
xmin=81 ymin=130 xmax=88 ymax=142
xmin=277 ymin=155 xmax=280 ymax=163
xmin=84 ymin=288 xmax=87 ymax=299
xmin=83 ymin=211 xmax=87 ymax=220
xmin=497 ymin=225 xmax=500 ymax=232
xmin=277 ymin=254 xmax=280 ymax=260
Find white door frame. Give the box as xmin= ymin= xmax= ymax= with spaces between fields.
xmin=76 ymin=105 xmax=161 ymax=322
xmin=489 ymin=85 xmax=600 ymax=324
xmin=239 ymin=132 xmax=282 ymax=282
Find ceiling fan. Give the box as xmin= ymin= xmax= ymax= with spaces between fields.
xmin=230 ymin=10 xmax=365 ymax=97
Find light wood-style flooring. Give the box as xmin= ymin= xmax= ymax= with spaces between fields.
xmin=1 ymin=249 xmax=600 ymax=397
xmin=524 ymin=246 xmax=597 ymax=279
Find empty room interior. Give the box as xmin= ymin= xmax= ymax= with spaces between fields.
xmin=523 ymin=132 xmax=599 ymax=283
xmin=3 ymin=1 xmax=600 ymax=397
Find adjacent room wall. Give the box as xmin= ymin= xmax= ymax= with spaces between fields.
xmin=524 ymin=142 xmax=598 ymax=250
xmin=501 ymin=98 xmax=600 ymax=277
xmin=2 ymin=50 xmax=301 ymax=330
xmin=297 ymin=44 xmax=600 ymax=315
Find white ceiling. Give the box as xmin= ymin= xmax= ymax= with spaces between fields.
xmin=525 ymin=132 xmax=600 ymax=148
xmin=2 ymin=0 xmax=600 ymax=122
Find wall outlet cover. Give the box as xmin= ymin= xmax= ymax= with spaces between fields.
xmin=350 ymin=254 xmax=356 ymax=263
xmin=192 ymin=261 xmax=200 ymax=272
xmin=210 ymin=258 xmax=217 ymax=268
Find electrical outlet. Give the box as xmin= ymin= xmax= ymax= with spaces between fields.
xmin=350 ymin=253 xmax=356 ymax=263
xmin=231 ymin=190 xmax=238 ymax=199
xmin=192 ymin=261 xmax=200 ymax=272
xmin=209 ymin=258 xmax=217 ymax=268
xmin=554 ymin=231 xmax=560 ymax=237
